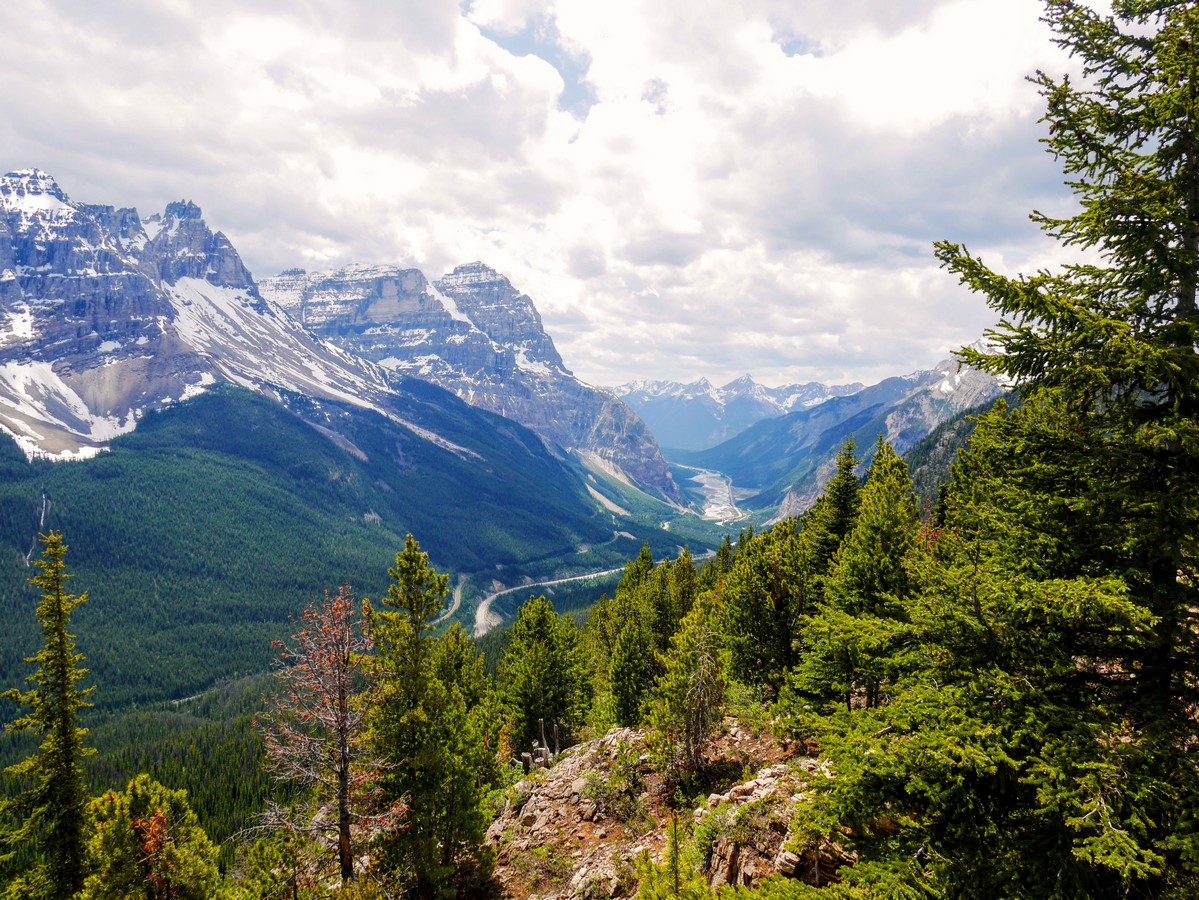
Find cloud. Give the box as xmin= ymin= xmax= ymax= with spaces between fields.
xmin=1 ymin=0 xmax=1078 ymax=389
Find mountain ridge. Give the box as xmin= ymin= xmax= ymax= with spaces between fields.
xmin=259 ymin=262 xmax=681 ymax=501
xmin=671 ymin=356 xmax=1002 ymax=516
xmin=0 ymin=169 xmax=678 ymax=504
xmin=616 ymin=374 xmax=865 ymax=452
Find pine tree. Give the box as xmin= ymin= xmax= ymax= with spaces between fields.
xmin=720 ymin=520 xmax=817 ymax=696
xmin=793 ymin=3 xmax=1199 ymax=894
xmin=646 ymin=593 xmax=725 ymax=782
xmin=802 ymin=437 xmax=862 ymax=574
xmin=497 ymin=595 xmax=588 ymax=755
xmin=609 ymin=616 xmax=652 ymax=727
xmin=80 ymin=774 xmax=220 ymax=900
xmin=0 ymin=531 xmax=95 ymax=899
xmin=365 ymin=535 xmax=495 ymax=896
xmin=589 ymin=546 xmax=696 ymax=730
xmin=932 ymin=1 xmax=1199 ymax=891
xmin=795 ymin=440 xmax=920 ymax=712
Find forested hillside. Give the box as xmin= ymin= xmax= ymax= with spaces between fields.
xmin=0 ymin=384 xmax=697 ymax=711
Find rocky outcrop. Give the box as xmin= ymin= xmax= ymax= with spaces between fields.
xmin=485 ymin=721 xmax=847 ymax=899
xmin=140 ymin=200 xmax=260 ymax=296
xmin=259 ymin=262 xmax=682 ymax=501
xmin=488 ymin=728 xmax=659 ymax=899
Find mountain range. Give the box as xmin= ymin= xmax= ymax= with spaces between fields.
xmin=0 ymin=168 xmax=715 ymax=706
xmin=670 ymin=356 xmax=1003 ymax=515
xmin=258 ymin=263 xmax=679 ymax=499
xmin=616 ymin=376 xmax=864 ymax=451
xmin=0 ymin=165 xmax=1013 ymax=714
xmin=0 ymin=169 xmax=679 ymax=501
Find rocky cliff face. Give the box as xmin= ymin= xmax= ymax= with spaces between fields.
xmin=0 ymin=169 xmax=204 ymax=457
xmin=260 ymin=262 xmax=681 ymax=501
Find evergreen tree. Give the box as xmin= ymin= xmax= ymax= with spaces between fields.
xmin=933 ymin=1 xmax=1199 ymax=890
xmin=609 ymin=616 xmax=652 ymax=727
xmin=588 ymin=546 xmax=696 ymax=730
xmin=802 ymin=437 xmax=862 ymax=574
xmin=365 ymin=535 xmax=495 ymax=897
xmin=796 ymin=440 xmax=920 ymax=711
xmin=497 ymin=595 xmax=588 ymax=755
xmin=697 ymin=534 xmax=734 ymax=591
xmin=794 ymin=3 xmax=1199 ymax=894
xmin=80 ymin=774 xmax=220 ymax=900
xmin=646 ymin=593 xmax=725 ymax=782
xmin=0 ymin=531 xmax=95 ymax=899
xmin=720 ymin=521 xmax=817 ymax=696
xmin=620 ymin=543 xmax=656 ymax=597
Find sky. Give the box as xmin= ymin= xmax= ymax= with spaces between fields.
xmin=0 ymin=0 xmax=1082 ymax=389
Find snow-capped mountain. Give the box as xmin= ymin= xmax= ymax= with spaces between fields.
xmin=259 ymin=263 xmax=680 ymax=501
xmin=673 ymin=355 xmax=1003 ymax=516
xmin=0 ymin=169 xmax=437 ymax=460
xmin=615 ymin=374 xmax=864 ymax=451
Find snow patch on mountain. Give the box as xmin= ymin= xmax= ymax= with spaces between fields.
xmin=0 ymin=170 xmax=540 ymax=463
xmin=0 ymin=359 xmax=136 ymax=458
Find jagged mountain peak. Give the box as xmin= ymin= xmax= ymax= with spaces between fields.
xmin=439 ymin=260 xmax=503 ymax=286
xmin=1 ymin=168 xmax=70 ymax=204
xmin=0 ymin=174 xmax=413 ymax=459
xmin=260 ymin=261 xmax=681 ymax=501
xmin=163 ymin=199 xmax=203 ymax=221
xmin=1 ymin=169 xmax=75 ymax=230
xmin=141 ymin=199 xmax=257 ymax=292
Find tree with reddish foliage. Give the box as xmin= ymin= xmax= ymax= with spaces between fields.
xmin=257 ymin=584 xmax=404 ymax=886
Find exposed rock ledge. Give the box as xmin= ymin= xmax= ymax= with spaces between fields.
xmin=487 ymin=721 xmax=852 ymax=899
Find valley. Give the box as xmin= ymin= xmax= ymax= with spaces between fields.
xmin=672 ymin=463 xmax=751 ymax=525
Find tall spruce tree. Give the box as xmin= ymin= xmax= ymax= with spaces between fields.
xmin=497 ymin=595 xmax=588 ymax=754
xmin=802 ymin=436 xmax=862 ymax=574
xmin=793 ymin=3 xmax=1199 ymax=895
xmin=646 ymin=592 xmax=726 ymax=782
xmin=796 ymin=440 xmax=920 ymax=712
xmin=720 ymin=520 xmax=817 ymax=696
xmin=935 ymin=1 xmax=1199 ymax=891
xmin=365 ymin=535 xmax=495 ymax=896
xmin=0 ymin=531 xmax=95 ymax=899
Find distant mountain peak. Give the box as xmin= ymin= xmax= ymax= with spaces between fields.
xmin=260 ymin=262 xmax=681 ymax=500
xmin=1 ymin=169 xmax=73 ymax=220
xmin=440 ymin=260 xmax=502 ymax=286
xmin=721 ymin=374 xmax=757 ymax=390
xmin=163 ymin=200 xmax=204 ymax=221
xmin=617 ymin=376 xmax=866 ymax=451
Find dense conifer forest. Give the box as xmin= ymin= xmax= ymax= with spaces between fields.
xmin=4 ymin=1 xmax=1199 ymax=896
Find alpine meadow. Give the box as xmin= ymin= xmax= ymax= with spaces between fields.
xmin=3 ymin=0 xmax=1199 ymax=898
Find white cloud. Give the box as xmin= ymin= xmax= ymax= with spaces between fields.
xmin=0 ymin=0 xmax=1078 ymax=388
